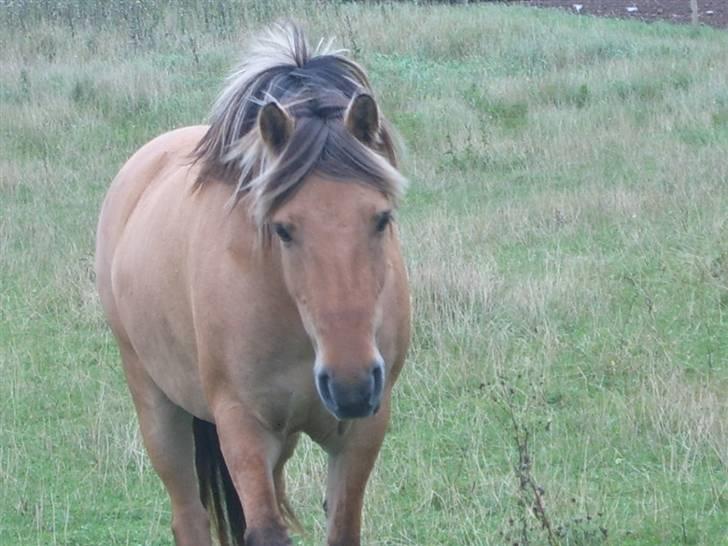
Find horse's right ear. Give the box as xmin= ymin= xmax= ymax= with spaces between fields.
xmin=258 ymin=101 xmax=293 ymax=155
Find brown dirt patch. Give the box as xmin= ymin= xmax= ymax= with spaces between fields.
xmin=514 ymin=0 xmax=728 ymax=29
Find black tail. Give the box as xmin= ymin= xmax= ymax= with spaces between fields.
xmin=193 ymin=417 xmax=246 ymax=546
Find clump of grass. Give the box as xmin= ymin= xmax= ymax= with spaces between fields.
xmin=536 ymin=80 xmax=591 ymax=109
xmin=463 ymin=84 xmax=529 ymax=129
xmin=19 ymin=68 xmax=32 ymax=102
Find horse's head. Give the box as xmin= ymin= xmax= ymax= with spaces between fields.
xmin=261 ymin=94 xmax=400 ymax=420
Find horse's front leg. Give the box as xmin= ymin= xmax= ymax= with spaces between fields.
xmin=324 ymin=401 xmax=391 ymax=546
xmin=214 ymin=400 xmax=291 ymax=546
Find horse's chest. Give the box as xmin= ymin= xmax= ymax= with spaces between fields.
xmin=243 ymin=356 xmax=328 ymax=434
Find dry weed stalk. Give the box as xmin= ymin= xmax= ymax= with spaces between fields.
xmin=500 ymin=381 xmax=559 ymax=546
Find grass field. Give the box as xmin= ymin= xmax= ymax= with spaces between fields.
xmin=1 ymin=1 xmax=727 ymax=545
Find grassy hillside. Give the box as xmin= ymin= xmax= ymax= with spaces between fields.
xmin=1 ymin=1 xmax=726 ymax=545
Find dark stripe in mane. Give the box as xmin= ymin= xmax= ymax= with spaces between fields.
xmin=192 ymin=22 xmax=405 ymax=224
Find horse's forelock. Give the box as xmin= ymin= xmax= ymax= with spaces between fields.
xmin=192 ymin=22 xmax=404 ymax=225
xmin=241 ymin=115 xmax=406 ymax=225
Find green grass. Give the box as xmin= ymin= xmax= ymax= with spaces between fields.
xmin=2 ymin=1 xmax=727 ymax=545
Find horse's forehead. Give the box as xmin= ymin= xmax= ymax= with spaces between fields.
xmin=279 ymin=175 xmax=388 ymax=221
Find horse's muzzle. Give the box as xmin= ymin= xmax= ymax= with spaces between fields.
xmin=316 ymin=360 xmax=384 ymax=420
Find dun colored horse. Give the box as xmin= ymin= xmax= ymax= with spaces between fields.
xmin=95 ymin=22 xmax=410 ymax=546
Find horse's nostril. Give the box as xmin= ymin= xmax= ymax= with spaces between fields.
xmin=316 ymin=371 xmax=334 ymax=407
xmin=371 ymin=363 xmax=384 ymax=398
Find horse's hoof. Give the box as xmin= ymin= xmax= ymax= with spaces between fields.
xmin=244 ymin=526 xmax=291 ymax=546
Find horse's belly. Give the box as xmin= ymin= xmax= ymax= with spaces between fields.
xmin=113 ymin=268 xmax=211 ymax=419
xmin=128 ymin=311 xmax=210 ymax=419
xmin=110 ymin=189 xmax=211 ymax=419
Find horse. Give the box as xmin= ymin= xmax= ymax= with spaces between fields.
xmin=95 ymin=22 xmax=410 ymax=546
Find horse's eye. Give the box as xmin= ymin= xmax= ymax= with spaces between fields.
xmin=375 ymin=212 xmax=392 ymax=233
xmin=274 ymin=224 xmax=293 ymax=243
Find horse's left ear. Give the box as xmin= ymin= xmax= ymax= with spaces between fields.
xmin=345 ymin=93 xmax=380 ymax=144
xmin=259 ymin=101 xmax=293 ymax=155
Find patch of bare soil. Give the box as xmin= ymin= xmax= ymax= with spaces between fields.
xmin=514 ymin=0 xmax=728 ymax=28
